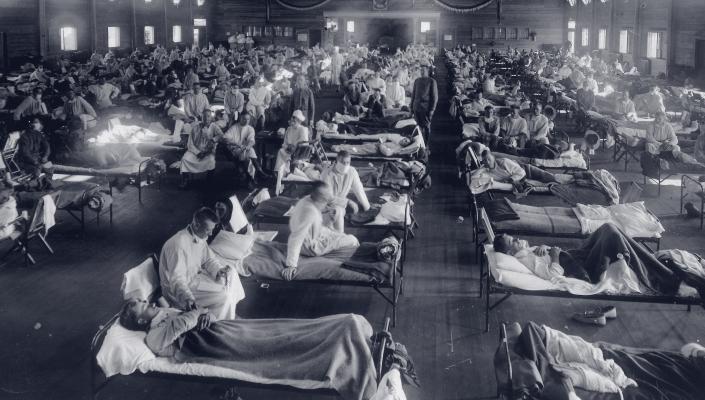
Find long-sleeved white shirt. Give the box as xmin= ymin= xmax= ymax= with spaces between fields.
xmin=159 ymin=227 xmax=223 ymax=308
xmin=489 ymin=158 xmax=526 ymax=183
xmin=183 ymin=93 xmax=210 ymax=119
xmin=321 ymin=166 xmax=370 ymax=211
xmin=286 ymin=196 xmax=322 ymax=268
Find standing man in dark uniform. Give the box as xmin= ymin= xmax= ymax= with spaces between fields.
xmin=411 ymin=65 xmax=438 ymax=147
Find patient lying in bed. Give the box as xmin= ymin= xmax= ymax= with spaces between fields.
xmin=331 ymin=129 xmax=425 ymax=157
xmin=493 ymin=223 xmax=705 ymax=298
xmin=119 ymin=299 xmax=385 ymax=400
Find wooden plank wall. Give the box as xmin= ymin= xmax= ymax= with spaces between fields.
xmin=213 ymin=0 xmax=567 ymax=51
xmin=0 ymin=0 xmax=212 ymax=68
xmin=0 ymin=0 xmax=40 ymax=65
xmin=569 ymin=0 xmax=705 ymax=74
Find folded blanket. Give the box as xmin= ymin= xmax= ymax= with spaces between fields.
xmin=484 ymin=198 xmax=520 ymax=222
xmin=341 ymin=243 xmax=394 ymax=282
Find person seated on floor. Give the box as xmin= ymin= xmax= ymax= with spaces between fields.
xmin=614 ymin=91 xmax=637 ymax=121
xmin=221 ymin=113 xmax=268 ymax=187
xmin=159 ymin=207 xmax=245 ymax=321
xmin=320 ymin=150 xmax=371 ymax=233
xmin=526 ymin=103 xmax=551 ymax=146
xmin=282 ymin=181 xmax=360 ymax=281
xmin=492 ymin=223 xmax=705 ymax=298
xmin=118 ymin=298 xmax=406 ymax=400
xmin=644 ymin=112 xmax=678 ymax=155
xmin=478 ymin=105 xmax=500 ymax=146
xmin=17 ymin=118 xmax=53 ymax=181
xmin=13 ymin=88 xmax=49 ymax=122
xmin=500 ymin=105 xmax=529 ymax=148
xmin=88 ymin=76 xmax=121 ymax=110
xmin=179 ymin=110 xmax=222 ymax=189
xmin=364 ymin=87 xmax=387 ymax=119
xmin=274 ymin=109 xmax=309 ymax=172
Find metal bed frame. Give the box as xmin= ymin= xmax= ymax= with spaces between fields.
xmin=89 ymin=256 xmax=393 ymax=399
xmin=477 ymin=208 xmax=700 ymax=333
xmin=680 ymin=175 xmax=705 ymax=230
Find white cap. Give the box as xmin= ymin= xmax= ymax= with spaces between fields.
xmin=292 ymin=109 xmax=305 ymax=122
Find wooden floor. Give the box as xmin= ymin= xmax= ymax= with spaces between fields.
xmin=1 ymin=61 xmax=705 ymax=400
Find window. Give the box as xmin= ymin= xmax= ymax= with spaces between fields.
xmin=107 ymin=26 xmax=120 ymax=48
xmin=496 ymin=27 xmax=506 ymax=40
xmin=568 ymin=19 xmax=576 ymax=30
xmin=568 ymin=31 xmax=575 ymax=54
xmin=508 ymin=28 xmax=518 ymax=40
xmin=346 ymin=20 xmax=355 ymax=33
xmin=143 ymin=26 xmax=155 ymax=45
xmin=197 ymin=0 xmax=205 ymax=5
xmin=194 ymin=18 xmax=207 ymax=27
xmin=420 ymin=21 xmax=431 ymax=33
xmin=173 ymin=25 xmax=182 ymax=43
xmin=472 ymin=27 xmax=483 ymax=40
xmin=598 ymin=28 xmax=607 ymax=50
xmin=193 ymin=28 xmax=199 ymax=44
xmin=646 ymin=31 xmax=663 ymax=58
xmin=520 ymin=28 xmax=530 ymax=40
xmin=581 ymin=28 xmax=589 ymax=47
xmin=484 ymin=27 xmax=495 ymax=40
xmin=619 ymin=29 xmax=631 ymax=53
xmin=60 ymin=27 xmax=77 ymax=51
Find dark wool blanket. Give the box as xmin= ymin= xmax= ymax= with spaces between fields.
xmin=176 ymin=314 xmax=378 ymax=400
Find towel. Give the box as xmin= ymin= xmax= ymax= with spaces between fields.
xmin=40 ymin=194 xmax=57 ymax=234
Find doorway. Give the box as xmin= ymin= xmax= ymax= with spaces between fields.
xmin=696 ymin=40 xmax=705 ymax=82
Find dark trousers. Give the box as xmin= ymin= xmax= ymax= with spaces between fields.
xmin=413 ymin=109 xmax=432 ymax=145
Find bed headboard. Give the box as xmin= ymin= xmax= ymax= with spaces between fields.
xmin=480 ymin=208 xmax=495 ymax=244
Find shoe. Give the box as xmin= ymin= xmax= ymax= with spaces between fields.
xmin=596 ymin=306 xmax=617 ymax=319
xmin=684 ymin=202 xmax=702 ymax=219
xmin=571 ymin=311 xmax=607 ymax=326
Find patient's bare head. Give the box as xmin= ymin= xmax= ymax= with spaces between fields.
xmin=493 ymin=234 xmax=528 ymax=256
xmin=481 ymin=150 xmax=495 ymax=169
xmin=119 ymin=298 xmax=159 ymax=331
xmin=309 ymin=181 xmax=333 ymax=209
xmin=191 ymin=207 xmax=219 ymax=239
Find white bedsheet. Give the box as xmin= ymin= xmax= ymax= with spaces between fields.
xmin=137 ymin=357 xmax=331 ymax=391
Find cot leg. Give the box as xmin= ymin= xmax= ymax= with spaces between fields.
xmin=485 ymin=267 xmax=491 ymax=333
xmin=38 ymin=233 xmax=54 ymax=254
xmin=109 ymin=204 xmax=113 ymax=227
xmin=700 ymin=199 xmax=704 ymax=230
xmin=687 ymin=305 xmax=692 ymax=312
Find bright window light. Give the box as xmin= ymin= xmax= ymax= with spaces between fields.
xmin=598 ymin=28 xmax=607 ymax=50
xmin=197 ymin=0 xmax=205 ymax=5
xmin=568 ymin=20 xmax=576 ymax=30
xmin=420 ymin=21 xmax=431 ymax=33
xmin=194 ymin=18 xmax=207 ymax=27
xmin=568 ymin=31 xmax=575 ymax=54
xmin=108 ymin=26 xmax=120 ymax=48
xmin=346 ymin=20 xmax=355 ymax=33
xmin=619 ymin=29 xmax=630 ymax=53
xmin=144 ymin=26 xmax=155 ymax=45
xmin=173 ymin=25 xmax=182 ymax=43
xmin=647 ymin=31 xmax=663 ymax=58
xmin=60 ymin=27 xmax=77 ymax=51
xmin=581 ymin=28 xmax=589 ymax=47
xmin=193 ymin=28 xmax=199 ymax=45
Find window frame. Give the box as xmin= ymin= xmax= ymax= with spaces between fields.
xmin=107 ymin=26 xmax=121 ymax=48
xmin=581 ymin=27 xmax=589 ymax=47
xmin=646 ymin=31 xmax=664 ymax=59
xmin=346 ymin=20 xmax=355 ymax=33
xmin=598 ymin=28 xmax=607 ymax=50
xmin=60 ymin=26 xmax=78 ymax=51
xmin=144 ymin=26 xmax=155 ymax=45
xmin=420 ymin=21 xmax=431 ymax=33
xmin=619 ymin=29 xmax=632 ymax=54
xmin=172 ymin=25 xmax=182 ymax=43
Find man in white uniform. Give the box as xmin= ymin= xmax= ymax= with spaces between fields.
xmin=282 ymin=181 xmax=360 ymax=280
xmin=159 ymin=207 xmax=244 ymax=320
xmin=320 ymin=151 xmax=371 ymax=232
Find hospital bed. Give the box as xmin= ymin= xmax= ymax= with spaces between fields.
xmin=476 ymin=208 xmax=700 ymax=333
xmin=494 ymin=322 xmax=705 ymax=400
xmin=226 ymin=194 xmax=405 ymax=326
xmin=51 ymin=157 xmax=164 ymax=204
xmin=89 ymin=255 xmax=393 ymax=400
xmin=474 ymin=200 xmax=663 ymax=254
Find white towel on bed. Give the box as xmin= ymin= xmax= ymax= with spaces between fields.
xmin=40 ymin=194 xmax=56 ymax=234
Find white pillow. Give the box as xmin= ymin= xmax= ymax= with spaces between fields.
xmin=121 ymin=258 xmax=159 ymax=300
xmin=394 ymin=118 xmax=417 ymax=129
xmin=484 ymin=245 xmax=535 ymax=275
xmin=96 ymin=321 xmax=155 ymax=378
xmin=209 ymin=230 xmax=256 ymax=261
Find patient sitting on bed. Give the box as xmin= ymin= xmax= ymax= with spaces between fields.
xmin=493 ymin=223 xmax=705 ymax=297
xmin=119 ymin=299 xmax=383 ymax=400
xmin=474 ymin=150 xmax=573 ymax=193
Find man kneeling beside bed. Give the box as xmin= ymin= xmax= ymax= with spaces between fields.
xmin=493 ymin=223 xmax=705 ymax=298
